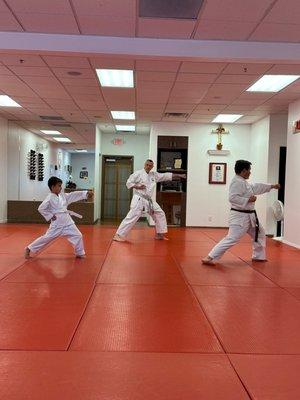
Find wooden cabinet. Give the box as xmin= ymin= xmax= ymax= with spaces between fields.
xmin=156 ymin=135 xmax=188 ymax=227
xmin=157 ymin=136 xmax=188 ymax=149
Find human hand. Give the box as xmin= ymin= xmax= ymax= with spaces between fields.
xmin=87 ymin=190 xmax=94 ymax=199
xmin=51 ymin=215 xmax=57 ymax=221
xmin=248 ymin=195 xmax=257 ymax=203
xmin=271 ymin=184 xmax=281 ymax=190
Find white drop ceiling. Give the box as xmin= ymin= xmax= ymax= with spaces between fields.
xmin=0 ymin=0 xmax=299 ymax=148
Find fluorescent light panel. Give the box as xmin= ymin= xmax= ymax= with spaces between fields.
xmin=53 ymin=137 xmax=71 ymax=143
xmin=247 ymin=75 xmax=300 ymax=92
xmin=96 ymin=69 xmax=134 ymax=88
xmin=40 ymin=130 xmax=61 ymax=135
xmin=0 ymin=95 xmax=21 ymax=107
xmin=111 ymin=111 xmax=135 ymax=120
xmin=115 ymin=125 xmax=135 ymax=131
xmin=75 ymin=149 xmax=87 ymax=152
xmin=212 ymin=114 xmax=243 ymax=123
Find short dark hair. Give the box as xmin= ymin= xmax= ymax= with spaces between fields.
xmin=146 ymin=159 xmax=154 ymax=163
xmin=48 ymin=176 xmax=62 ymax=190
xmin=235 ymin=160 xmax=252 ymax=174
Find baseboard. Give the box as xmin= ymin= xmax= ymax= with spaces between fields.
xmin=0 ymin=219 xmax=7 ymax=223
xmin=282 ymin=239 xmax=300 ymax=250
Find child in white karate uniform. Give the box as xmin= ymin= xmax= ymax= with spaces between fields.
xmin=25 ymin=176 xmax=93 ymax=259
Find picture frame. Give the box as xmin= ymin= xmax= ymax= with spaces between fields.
xmin=209 ymin=162 xmax=227 ymax=184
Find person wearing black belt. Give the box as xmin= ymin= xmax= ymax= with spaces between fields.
xmin=202 ymin=160 xmax=280 ymax=265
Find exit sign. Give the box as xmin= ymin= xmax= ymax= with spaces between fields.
xmin=293 ymin=121 xmax=300 ymax=134
xmin=113 ymin=138 xmax=123 ymax=145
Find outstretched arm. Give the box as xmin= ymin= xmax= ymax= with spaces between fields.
xmin=65 ymin=190 xmax=89 ymax=205
xmin=252 ymin=183 xmax=280 ymax=195
xmin=155 ymin=172 xmax=186 ymax=183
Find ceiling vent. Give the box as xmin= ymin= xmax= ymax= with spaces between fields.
xmin=39 ymin=115 xmax=65 ymax=121
xmin=51 ymin=123 xmax=72 ymax=128
xmin=164 ymin=112 xmax=189 ymax=118
xmin=139 ymin=0 xmax=204 ymax=19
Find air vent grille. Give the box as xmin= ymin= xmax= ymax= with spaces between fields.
xmin=39 ymin=115 xmax=65 ymax=121
xmin=164 ymin=112 xmax=189 ymax=118
xmin=139 ymin=0 xmax=204 ymax=19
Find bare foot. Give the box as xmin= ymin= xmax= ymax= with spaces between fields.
xmin=155 ymin=234 xmax=169 ymax=241
xmin=24 ymin=247 xmax=31 ymax=259
xmin=76 ymin=254 xmax=86 ymax=259
xmin=201 ymin=256 xmax=216 ymax=265
xmin=113 ymin=234 xmax=126 ymax=242
xmin=252 ymin=258 xmax=267 ymax=262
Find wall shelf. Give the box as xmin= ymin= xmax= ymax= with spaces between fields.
xmin=207 ymin=150 xmax=230 ymax=156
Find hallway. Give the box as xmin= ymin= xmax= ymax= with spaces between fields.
xmin=0 ymin=224 xmax=299 ymax=399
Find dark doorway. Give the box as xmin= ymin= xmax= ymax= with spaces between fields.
xmin=277 ymin=146 xmax=286 ymax=236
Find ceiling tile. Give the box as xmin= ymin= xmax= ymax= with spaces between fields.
xmin=89 ymin=57 xmax=134 ymax=70
xmin=137 ymin=103 xmax=166 ymax=111
xmin=17 ymin=13 xmax=80 ymax=34
xmin=8 ymin=66 xmax=54 ymax=77
xmin=136 ymin=60 xmax=181 ymax=72
xmin=171 ymin=82 xmax=210 ymax=98
xmin=194 ymin=104 xmax=226 ymax=112
xmin=0 ymin=65 xmax=14 ymax=75
xmin=7 ymin=0 xmax=73 ymax=13
xmin=78 ymin=15 xmax=135 ymax=36
xmin=52 ymin=68 xmax=95 ymax=79
xmin=0 ymin=12 xmax=23 ymax=31
xmin=200 ymin=0 xmax=274 ymax=22
xmin=180 ymin=62 xmax=226 ymax=74
xmin=64 ymin=85 xmax=101 ymax=96
xmin=222 ymin=63 xmax=272 ymax=75
xmin=165 ymin=104 xmax=196 ymax=113
xmin=102 ymin=88 xmax=136 ymax=108
xmin=138 ymin=18 xmax=195 ymax=39
xmin=137 ymin=88 xmax=170 ymax=103
xmin=267 ymin=64 xmax=300 ymax=74
xmin=42 ymin=56 xmax=90 ymax=68
xmin=59 ymin=77 xmax=98 ymax=87
xmin=194 ymin=20 xmax=256 ymax=41
xmin=215 ymin=74 xmax=259 ymax=85
xmin=72 ymin=0 xmax=135 ymax=17
xmin=137 ymin=80 xmax=173 ymax=91
xmin=0 ymin=54 xmax=45 ymax=67
xmin=264 ymin=0 xmax=300 ymax=24
xmin=168 ymin=96 xmax=200 ymax=104
xmin=176 ymin=73 xmax=217 ymax=83
xmin=250 ymin=22 xmax=300 ymax=43
xmin=136 ymin=71 xmax=177 ymax=82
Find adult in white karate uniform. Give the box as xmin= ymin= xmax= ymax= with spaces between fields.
xmin=202 ymin=160 xmax=280 ymax=265
xmin=25 ymin=176 xmax=93 ymax=258
xmin=113 ymin=159 xmax=186 ymax=241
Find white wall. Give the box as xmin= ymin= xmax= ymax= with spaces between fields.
xmin=250 ymin=116 xmax=270 ymax=230
xmin=0 ymin=116 xmax=8 ymax=222
xmin=267 ymin=114 xmax=288 ymax=235
xmin=284 ymin=100 xmax=300 ymax=248
xmin=8 ymin=122 xmax=71 ymax=201
xmin=149 ymin=122 xmax=253 ymax=227
xmin=101 ymin=133 xmax=149 ymax=170
xmin=70 ymin=153 xmax=94 ymax=189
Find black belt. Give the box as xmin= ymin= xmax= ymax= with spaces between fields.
xmin=231 ymin=208 xmax=260 ymax=242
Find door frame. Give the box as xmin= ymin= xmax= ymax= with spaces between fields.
xmin=101 ymin=155 xmax=134 ymax=220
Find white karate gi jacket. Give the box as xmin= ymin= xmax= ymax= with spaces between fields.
xmin=38 ymin=190 xmax=88 ymax=227
xmin=228 ymin=175 xmax=271 ymax=227
xmin=126 ymin=169 xmax=173 ymax=212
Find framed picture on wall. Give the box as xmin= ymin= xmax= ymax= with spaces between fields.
xmin=209 ymin=162 xmax=227 ymax=184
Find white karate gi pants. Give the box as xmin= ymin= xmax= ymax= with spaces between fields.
xmin=116 ymin=202 xmax=167 ymax=238
xmin=28 ymin=223 xmax=85 ymax=256
xmin=209 ymin=220 xmax=266 ymax=260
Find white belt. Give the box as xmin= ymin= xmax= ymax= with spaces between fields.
xmin=56 ymin=210 xmax=83 ymax=219
xmin=136 ymin=192 xmax=154 ymax=215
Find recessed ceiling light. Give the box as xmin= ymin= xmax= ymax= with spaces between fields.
xmin=40 ymin=130 xmax=62 ymax=135
xmin=247 ymin=75 xmax=300 ymax=92
xmin=0 ymin=95 xmax=22 ymax=107
xmin=115 ymin=125 xmax=135 ymax=131
xmin=53 ymin=137 xmax=71 ymax=143
xmin=111 ymin=111 xmax=135 ymax=120
xmin=96 ymin=69 xmax=134 ymax=88
xmin=75 ymin=149 xmax=88 ymax=152
xmin=212 ymin=114 xmax=243 ymax=123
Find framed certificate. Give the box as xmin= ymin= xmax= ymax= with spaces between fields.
xmin=209 ymin=162 xmax=227 ymax=184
